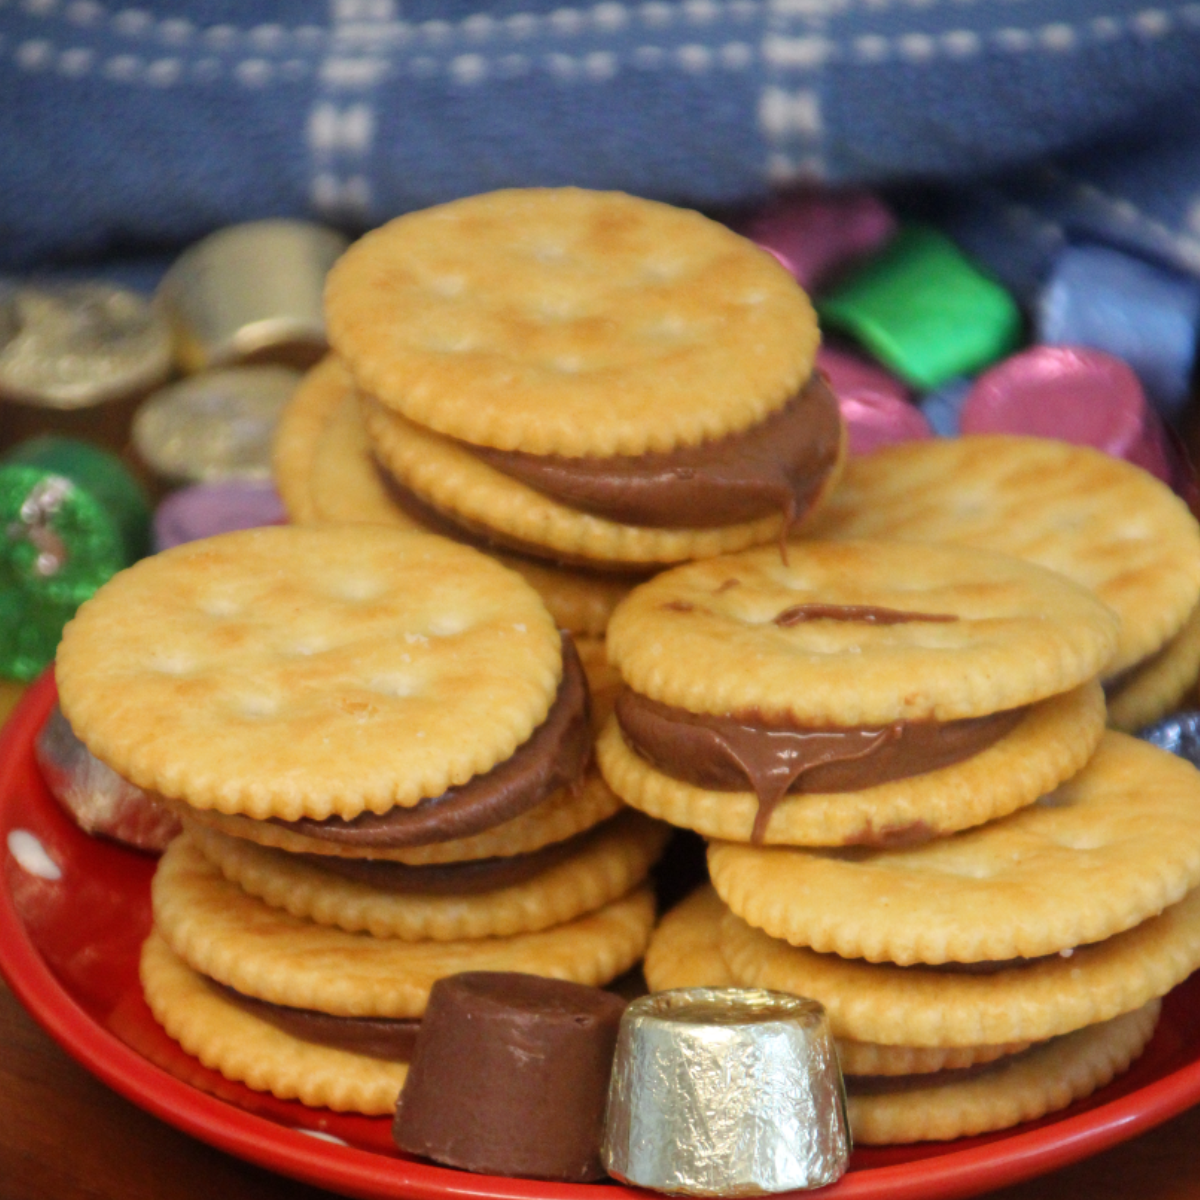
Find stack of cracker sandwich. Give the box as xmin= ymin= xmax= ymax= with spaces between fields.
xmin=54 ymin=187 xmax=852 ymax=1120
xmin=55 ymin=524 xmax=666 ymax=1113
xmin=623 ymin=390 xmax=1200 ymax=1146
xmin=53 ymin=186 xmax=1200 ymax=1152
xmin=274 ymin=187 xmax=846 ymax=659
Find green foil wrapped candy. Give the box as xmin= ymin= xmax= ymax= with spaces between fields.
xmin=817 ymin=225 xmax=1024 ymax=391
xmin=0 ymin=437 xmax=150 ymax=681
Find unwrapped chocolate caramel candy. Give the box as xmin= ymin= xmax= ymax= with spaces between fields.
xmin=393 ymin=971 xmax=626 ymax=1182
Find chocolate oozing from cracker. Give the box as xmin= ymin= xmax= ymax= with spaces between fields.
xmin=616 ymin=690 xmax=1027 ymax=844
xmin=467 ymin=373 xmax=842 ymax=531
xmin=394 ymin=971 xmax=626 ymax=1182
xmin=775 ymin=603 xmax=958 ymax=627
xmin=274 ymin=632 xmax=590 ymax=847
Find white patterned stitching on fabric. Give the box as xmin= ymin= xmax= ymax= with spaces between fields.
xmin=26 ymin=1 xmax=765 ymax=44
xmin=308 ymin=1 xmax=389 ymax=228
xmin=997 ymin=199 xmax=1068 ymax=252
xmin=9 ymin=3 xmax=1199 ymax=83
xmin=759 ymin=85 xmax=821 ymax=136
xmin=762 ymin=3 xmax=1194 ymax=69
xmin=1040 ymin=165 xmax=1200 ymax=274
xmin=763 ymin=31 xmax=836 ymax=65
xmin=320 ymin=55 xmax=388 ymax=86
xmin=309 ymin=101 xmax=373 ymax=152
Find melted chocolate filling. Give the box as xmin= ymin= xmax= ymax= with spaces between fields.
xmin=774 ymin=603 xmax=958 ymax=627
xmin=469 ymin=373 xmax=842 ymax=531
xmin=273 ymin=632 xmax=591 ymax=848
xmin=373 ymin=457 xmax=654 ymax=576
xmin=213 ymin=981 xmax=421 ymax=1061
xmin=843 ymin=1056 xmax=1017 ymax=1093
xmin=293 ymin=818 xmax=607 ymax=895
xmin=616 ymin=689 xmax=1027 ymax=844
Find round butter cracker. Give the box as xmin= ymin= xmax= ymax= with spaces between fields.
xmin=270 ymin=355 xmax=343 ymax=523
xmin=189 ymin=809 xmax=670 ymax=941
xmin=719 ymin=883 xmax=1200 ymax=1047
xmin=598 ymin=682 xmax=1104 ymax=845
xmin=363 ymin=395 xmax=800 ymax=567
xmin=806 ymin=436 xmax=1200 ymax=678
xmin=847 ymin=1001 xmax=1160 ymax=1145
xmin=56 ymin=524 xmax=562 ymax=821
xmin=607 ymin=539 xmax=1120 ymax=725
xmin=169 ymin=768 xmax=625 ymax=864
xmin=1108 ymin=600 xmax=1200 ymax=733
xmin=141 ymin=931 xmax=408 ymax=1115
xmin=326 ymin=188 xmax=820 ymax=457
xmin=709 ymin=732 xmax=1200 ymax=963
xmin=645 ymin=886 xmax=1030 ymax=1077
xmin=152 ymin=833 xmax=655 ymax=1018
xmin=277 ymin=355 xmax=641 ymax=634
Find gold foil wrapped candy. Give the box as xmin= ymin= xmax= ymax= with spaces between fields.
xmin=131 ymin=365 xmax=302 ymax=487
xmin=155 ymin=218 xmax=348 ymax=373
xmin=0 ymin=281 xmax=172 ymax=455
xmin=602 ymin=988 xmax=851 ymax=1196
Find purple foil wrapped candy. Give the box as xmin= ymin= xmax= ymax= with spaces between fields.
xmin=816 ymin=345 xmax=910 ymax=407
xmin=153 ymin=480 xmax=287 ymax=552
xmin=743 ymin=191 xmax=896 ymax=295
xmin=816 ymin=345 xmax=929 ymax=456
xmin=841 ymin=392 xmax=933 ymax=457
xmin=960 ymin=346 xmax=1172 ymax=485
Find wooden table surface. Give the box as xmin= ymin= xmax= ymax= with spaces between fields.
xmin=3 ymin=974 xmax=1200 ymax=1200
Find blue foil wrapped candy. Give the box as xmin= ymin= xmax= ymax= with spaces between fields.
xmin=1037 ymin=243 xmax=1200 ymax=425
xmin=1139 ymin=712 xmax=1200 ymax=768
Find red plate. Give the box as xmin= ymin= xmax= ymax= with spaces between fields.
xmin=4 ymin=668 xmax=1200 ymax=1200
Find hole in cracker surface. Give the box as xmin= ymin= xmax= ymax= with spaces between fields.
xmin=288 ymin=640 xmax=327 ymax=657
xmin=427 ymin=612 xmax=470 ymax=637
xmin=531 ymin=241 xmax=568 ymax=264
xmin=642 ymin=260 xmax=683 ymax=283
xmin=530 ymin=296 xmax=581 ymax=322
xmin=148 ymin=652 xmax=194 ymax=675
xmin=423 ymin=331 xmax=477 ymax=354
xmin=238 ymin=694 xmax=280 ymax=719
xmin=430 ymin=275 xmax=465 ymax=299
xmin=369 ymin=674 xmax=420 ymax=698
xmin=937 ymin=861 xmax=999 ymax=880
xmin=200 ymin=595 xmax=242 ymax=618
xmin=1051 ymin=829 xmax=1112 ymax=852
xmin=330 ymin=576 xmax=386 ymax=603
xmin=646 ymin=313 xmax=689 ymax=340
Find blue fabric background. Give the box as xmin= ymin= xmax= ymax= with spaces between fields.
xmin=1 ymin=0 xmax=1197 ymax=287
